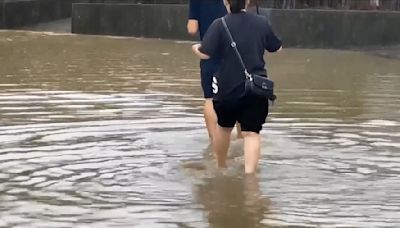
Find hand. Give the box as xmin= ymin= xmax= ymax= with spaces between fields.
xmin=192 ymin=43 xmax=201 ymax=53
xmin=192 ymin=43 xmax=210 ymax=60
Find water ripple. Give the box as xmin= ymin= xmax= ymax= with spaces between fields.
xmin=0 ymin=31 xmax=399 ymax=227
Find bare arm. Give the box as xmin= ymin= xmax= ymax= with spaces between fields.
xmin=192 ymin=44 xmax=210 ymax=60
xmin=187 ymin=19 xmax=199 ymax=36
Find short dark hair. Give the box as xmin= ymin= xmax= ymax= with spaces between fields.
xmin=227 ymin=0 xmax=246 ymax=13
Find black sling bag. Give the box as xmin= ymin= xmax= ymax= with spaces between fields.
xmin=221 ymin=17 xmax=276 ymax=101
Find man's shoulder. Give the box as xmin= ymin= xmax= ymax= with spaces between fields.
xmin=192 ymin=0 xmax=224 ymax=7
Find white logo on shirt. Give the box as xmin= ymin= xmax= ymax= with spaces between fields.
xmin=212 ymin=76 xmax=218 ymax=94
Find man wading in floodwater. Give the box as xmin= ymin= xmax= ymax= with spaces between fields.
xmin=187 ymin=0 xmax=242 ymax=143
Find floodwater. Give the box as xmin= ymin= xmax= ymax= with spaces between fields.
xmin=0 ymin=30 xmax=399 ymax=228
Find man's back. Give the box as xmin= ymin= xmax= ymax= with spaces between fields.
xmin=188 ymin=0 xmax=227 ymax=40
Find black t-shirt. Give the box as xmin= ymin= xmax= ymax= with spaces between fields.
xmin=200 ymin=12 xmax=282 ymax=101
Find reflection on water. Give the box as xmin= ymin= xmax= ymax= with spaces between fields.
xmin=0 ymin=30 xmax=400 ymax=227
xmin=195 ymin=175 xmax=270 ymax=228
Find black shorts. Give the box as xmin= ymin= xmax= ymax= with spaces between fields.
xmin=213 ymin=94 xmax=269 ymax=134
xmin=200 ymin=59 xmax=219 ymax=99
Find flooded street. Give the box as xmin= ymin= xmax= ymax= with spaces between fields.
xmin=0 ymin=31 xmax=399 ymax=227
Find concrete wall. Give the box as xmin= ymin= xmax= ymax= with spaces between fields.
xmin=71 ymin=3 xmax=400 ymax=48
xmin=0 ymin=0 xmax=104 ymax=29
xmin=72 ymin=3 xmax=193 ymax=40
xmin=263 ymin=8 xmax=400 ymax=48
xmin=0 ymin=3 xmax=3 ymax=28
xmin=1 ymin=0 xmax=38 ymax=29
xmin=99 ymin=0 xmax=188 ymax=3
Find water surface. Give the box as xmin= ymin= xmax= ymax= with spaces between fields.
xmin=0 ymin=31 xmax=400 ymax=227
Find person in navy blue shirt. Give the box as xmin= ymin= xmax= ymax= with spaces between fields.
xmin=187 ymin=0 xmax=234 ymax=143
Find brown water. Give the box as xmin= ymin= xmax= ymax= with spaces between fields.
xmin=0 ymin=30 xmax=400 ymax=228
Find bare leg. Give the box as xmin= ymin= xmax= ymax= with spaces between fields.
xmin=243 ymin=132 xmax=261 ymax=174
xmin=203 ymin=99 xmax=217 ymax=144
xmin=236 ymin=123 xmax=243 ymax=139
xmin=213 ymin=126 xmax=233 ymax=168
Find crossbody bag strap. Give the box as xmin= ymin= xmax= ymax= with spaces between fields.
xmin=221 ymin=17 xmax=252 ymax=81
